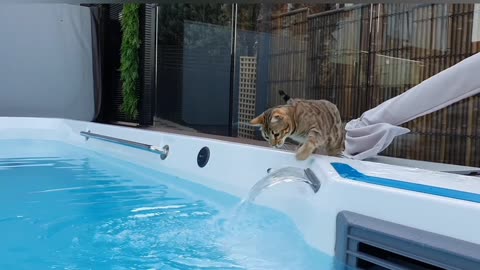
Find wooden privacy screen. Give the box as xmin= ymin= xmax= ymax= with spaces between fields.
xmin=265 ymin=4 xmax=480 ymax=167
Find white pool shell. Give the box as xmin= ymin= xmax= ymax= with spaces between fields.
xmin=2 ymin=117 xmax=480 ymax=258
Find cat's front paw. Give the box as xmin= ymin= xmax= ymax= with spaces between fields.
xmin=295 ymin=150 xmax=311 ymax=161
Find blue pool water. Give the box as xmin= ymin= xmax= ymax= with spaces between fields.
xmin=0 ymin=140 xmax=336 ymax=269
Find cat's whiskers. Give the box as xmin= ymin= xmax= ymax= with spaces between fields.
xmin=233 ymin=121 xmax=255 ymax=127
xmin=281 ymin=144 xmax=294 ymax=151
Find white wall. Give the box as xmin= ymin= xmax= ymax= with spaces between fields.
xmin=0 ymin=4 xmax=94 ymax=121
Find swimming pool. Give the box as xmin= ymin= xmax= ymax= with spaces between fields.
xmin=0 ymin=139 xmax=332 ymax=269
xmin=2 ymin=117 xmax=480 ymax=269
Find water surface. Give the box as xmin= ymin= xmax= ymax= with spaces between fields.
xmin=0 ymin=139 xmax=336 ymax=269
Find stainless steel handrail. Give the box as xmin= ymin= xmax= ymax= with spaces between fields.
xmin=80 ymin=131 xmax=169 ymax=160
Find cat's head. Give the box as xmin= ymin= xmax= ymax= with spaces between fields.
xmin=250 ymin=107 xmax=294 ymax=148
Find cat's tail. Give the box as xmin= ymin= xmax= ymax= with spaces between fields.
xmin=278 ymin=90 xmax=291 ymax=102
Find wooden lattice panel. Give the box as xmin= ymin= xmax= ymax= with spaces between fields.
xmin=238 ymin=56 xmax=257 ymax=139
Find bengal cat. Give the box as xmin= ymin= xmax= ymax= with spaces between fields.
xmin=250 ymin=90 xmax=345 ymax=160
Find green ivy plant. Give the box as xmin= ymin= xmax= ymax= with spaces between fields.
xmin=120 ymin=4 xmax=141 ymax=119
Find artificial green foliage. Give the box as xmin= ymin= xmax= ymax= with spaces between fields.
xmin=120 ymin=4 xmax=141 ymax=119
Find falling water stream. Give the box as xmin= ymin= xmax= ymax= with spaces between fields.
xmin=230 ymin=167 xmax=321 ymax=221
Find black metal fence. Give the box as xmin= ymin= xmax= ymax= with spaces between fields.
xmin=307 ymin=4 xmax=371 ymax=121
xmin=268 ymin=8 xmax=308 ymax=106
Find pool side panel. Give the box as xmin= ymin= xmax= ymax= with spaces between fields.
xmin=336 ymin=211 xmax=480 ymax=269
xmin=331 ymin=162 xmax=480 ymax=204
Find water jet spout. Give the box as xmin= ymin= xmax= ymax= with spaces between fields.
xmin=304 ymin=168 xmax=321 ymax=193
xmin=246 ymin=167 xmax=322 ymax=203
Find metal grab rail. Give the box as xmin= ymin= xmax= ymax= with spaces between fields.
xmin=80 ymin=131 xmax=169 ymax=160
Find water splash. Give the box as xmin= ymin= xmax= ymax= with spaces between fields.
xmin=214 ymin=167 xmax=330 ymax=269
xmin=229 ymin=167 xmax=320 ymax=225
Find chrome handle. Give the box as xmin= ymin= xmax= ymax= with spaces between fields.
xmin=80 ymin=131 xmax=169 ymax=160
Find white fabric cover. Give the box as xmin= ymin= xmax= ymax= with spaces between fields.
xmin=344 ymin=52 xmax=480 ymax=160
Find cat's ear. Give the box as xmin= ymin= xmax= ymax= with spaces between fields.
xmin=250 ymin=115 xmax=264 ymax=126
